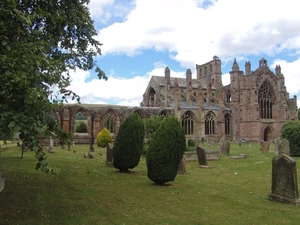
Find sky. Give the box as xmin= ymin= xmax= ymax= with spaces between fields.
xmin=68 ymin=0 xmax=300 ymax=108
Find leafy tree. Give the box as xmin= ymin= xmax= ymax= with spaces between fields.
xmin=0 ymin=1 xmax=107 ymax=173
xmin=281 ymin=120 xmax=300 ymax=156
xmin=146 ymin=117 xmax=186 ymax=185
xmin=143 ymin=115 xmax=164 ymax=154
xmin=75 ymin=121 xmax=88 ymax=133
xmin=96 ymin=128 xmax=112 ymax=147
xmin=298 ymin=108 xmax=300 ymax=120
xmin=113 ymin=114 xmax=144 ymax=172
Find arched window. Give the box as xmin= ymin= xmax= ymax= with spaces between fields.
xmin=258 ymin=82 xmax=273 ymax=119
xmin=205 ymin=112 xmax=215 ymax=135
xmin=148 ymin=88 xmax=155 ymax=107
xmin=103 ymin=114 xmax=115 ymax=134
xmin=182 ymin=111 xmax=194 ymax=135
xmin=224 ymin=114 xmax=230 ymax=135
xmin=74 ymin=112 xmax=88 ymax=133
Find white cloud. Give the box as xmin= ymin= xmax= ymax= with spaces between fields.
xmin=82 ymin=0 xmax=300 ymax=107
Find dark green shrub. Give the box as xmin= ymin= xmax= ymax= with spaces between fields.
xmin=96 ymin=127 xmax=112 ymax=147
xmin=75 ymin=121 xmax=87 ymax=133
xmin=281 ymin=120 xmax=300 ymax=156
xmin=146 ymin=116 xmax=186 ymax=185
xmin=143 ymin=115 xmax=165 ymax=155
xmin=113 ymin=113 xmax=144 ymax=171
xmin=187 ymin=138 xmax=195 ymax=147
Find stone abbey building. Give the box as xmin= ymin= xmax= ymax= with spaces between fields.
xmin=56 ymin=56 xmax=297 ymax=144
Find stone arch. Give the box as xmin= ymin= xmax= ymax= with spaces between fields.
xmin=158 ymin=109 xmax=169 ymax=118
xmin=148 ymin=87 xmax=156 ymax=107
xmin=205 ymin=111 xmax=216 ymax=135
xmin=263 ymin=126 xmax=272 ymax=142
xmin=181 ymin=110 xmax=195 ymax=135
xmin=101 ymin=108 xmax=119 ymax=134
xmin=71 ymin=107 xmax=90 ymax=134
xmin=132 ymin=108 xmax=146 ymax=119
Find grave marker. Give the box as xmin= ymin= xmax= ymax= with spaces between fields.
xmin=268 ymin=154 xmax=300 ymax=205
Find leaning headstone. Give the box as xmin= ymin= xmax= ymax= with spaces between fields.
xmin=178 ymin=156 xmax=186 ymax=174
xmin=105 ymin=143 xmax=113 ymax=167
xmin=275 ymin=138 xmax=290 ymax=156
xmin=269 ymin=154 xmax=300 ymax=205
xmin=196 ymin=146 xmax=208 ymax=167
xmin=260 ymin=141 xmax=269 ymax=153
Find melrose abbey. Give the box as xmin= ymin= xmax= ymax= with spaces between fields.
xmin=55 ymin=56 xmax=298 ymax=144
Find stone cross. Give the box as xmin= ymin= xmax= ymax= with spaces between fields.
xmin=268 ymin=154 xmax=300 ymax=205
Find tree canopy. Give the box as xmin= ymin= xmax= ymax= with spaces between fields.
xmin=0 ymin=0 xmax=107 ymax=173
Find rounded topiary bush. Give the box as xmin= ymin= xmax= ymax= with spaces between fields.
xmin=146 ymin=116 xmax=186 ymax=185
xmin=75 ymin=121 xmax=88 ymax=133
xmin=281 ymin=120 xmax=300 ymax=156
xmin=187 ymin=138 xmax=195 ymax=147
xmin=96 ymin=127 xmax=112 ymax=147
xmin=113 ymin=113 xmax=144 ymax=171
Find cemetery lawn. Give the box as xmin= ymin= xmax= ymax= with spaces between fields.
xmin=1 ymin=142 xmax=300 ymax=225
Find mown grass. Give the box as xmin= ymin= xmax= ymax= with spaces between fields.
xmin=1 ymin=142 xmax=300 ymax=225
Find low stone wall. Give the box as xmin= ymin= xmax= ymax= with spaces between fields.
xmin=184 ymin=150 xmax=220 ymax=161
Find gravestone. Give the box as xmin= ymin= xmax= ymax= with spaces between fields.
xmin=218 ymin=136 xmax=226 ymax=154
xmin=275 ymin=138 xmax=290 ymax=156
xmin=105 ymin=143 xmax=113 ymax=167
xmin=196 ymin=146 xmax=207 ymax=166
xmin=48 ymin=137 xmax=54 ymax=153
xmin=260 ymin=141 xmax=269 ymax=153
xmin=223 ymin=141 xmax=230 ymax=156
xmin=178 ymin=156 xmax=186 ymax=174
xmin=268 ymin=154 xmax=300 ymax=205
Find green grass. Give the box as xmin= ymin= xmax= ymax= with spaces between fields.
xmin=1 ymin=142 xmax=300 ymax=225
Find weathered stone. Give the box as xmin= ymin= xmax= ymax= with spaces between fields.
xmin=178 ymin=156 xmax=186 ymax=174
xmin=222 ymin=141 xmax=230 ymax=156
xmin=196 ymin=146 xmax=207 ymax=166
xmin=260 ymin=141 xmax=270 ymax=153
xmin=268 ymin=154 xmax=300 ymax=205
xmin=205 ymin=150 xmax=220 ymax=161
xmin=229 ymin=154 xmax=248 ymax=159
xmin=84 ymin=152 xmax=94 ymax=159
xmin=275 ymin=137 xmax=290 ymax=156
xmin=48 ymin=138 xmax=54 ymax=153
xmin=105 ymin=143 xmax=113 ymax=167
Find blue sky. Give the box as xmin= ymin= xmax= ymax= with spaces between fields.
xmin=68 ymin=0 xmax=300 ymax=107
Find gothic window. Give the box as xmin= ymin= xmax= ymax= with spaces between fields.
xmin=103 ymin=114 xmax=115 ymax=133
xmin=258 ymin=82 xmax=273 ymax=119
xmin=226 ymin=91 xmax=231 ymax=103
xmin=148 ymin=88 xmax=155 ymax=107
xmin=224 ymin=114 xmax=230 ymax=135
xmin=204 ymin=66 xmax=207 ymax=75
xmin=74 ymin=112 xmax=88 ymax=133
xmin=205 ymin=112 xmax=215 ymax=135
xmin=182 ymin=111 xmax=194 ymax=135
